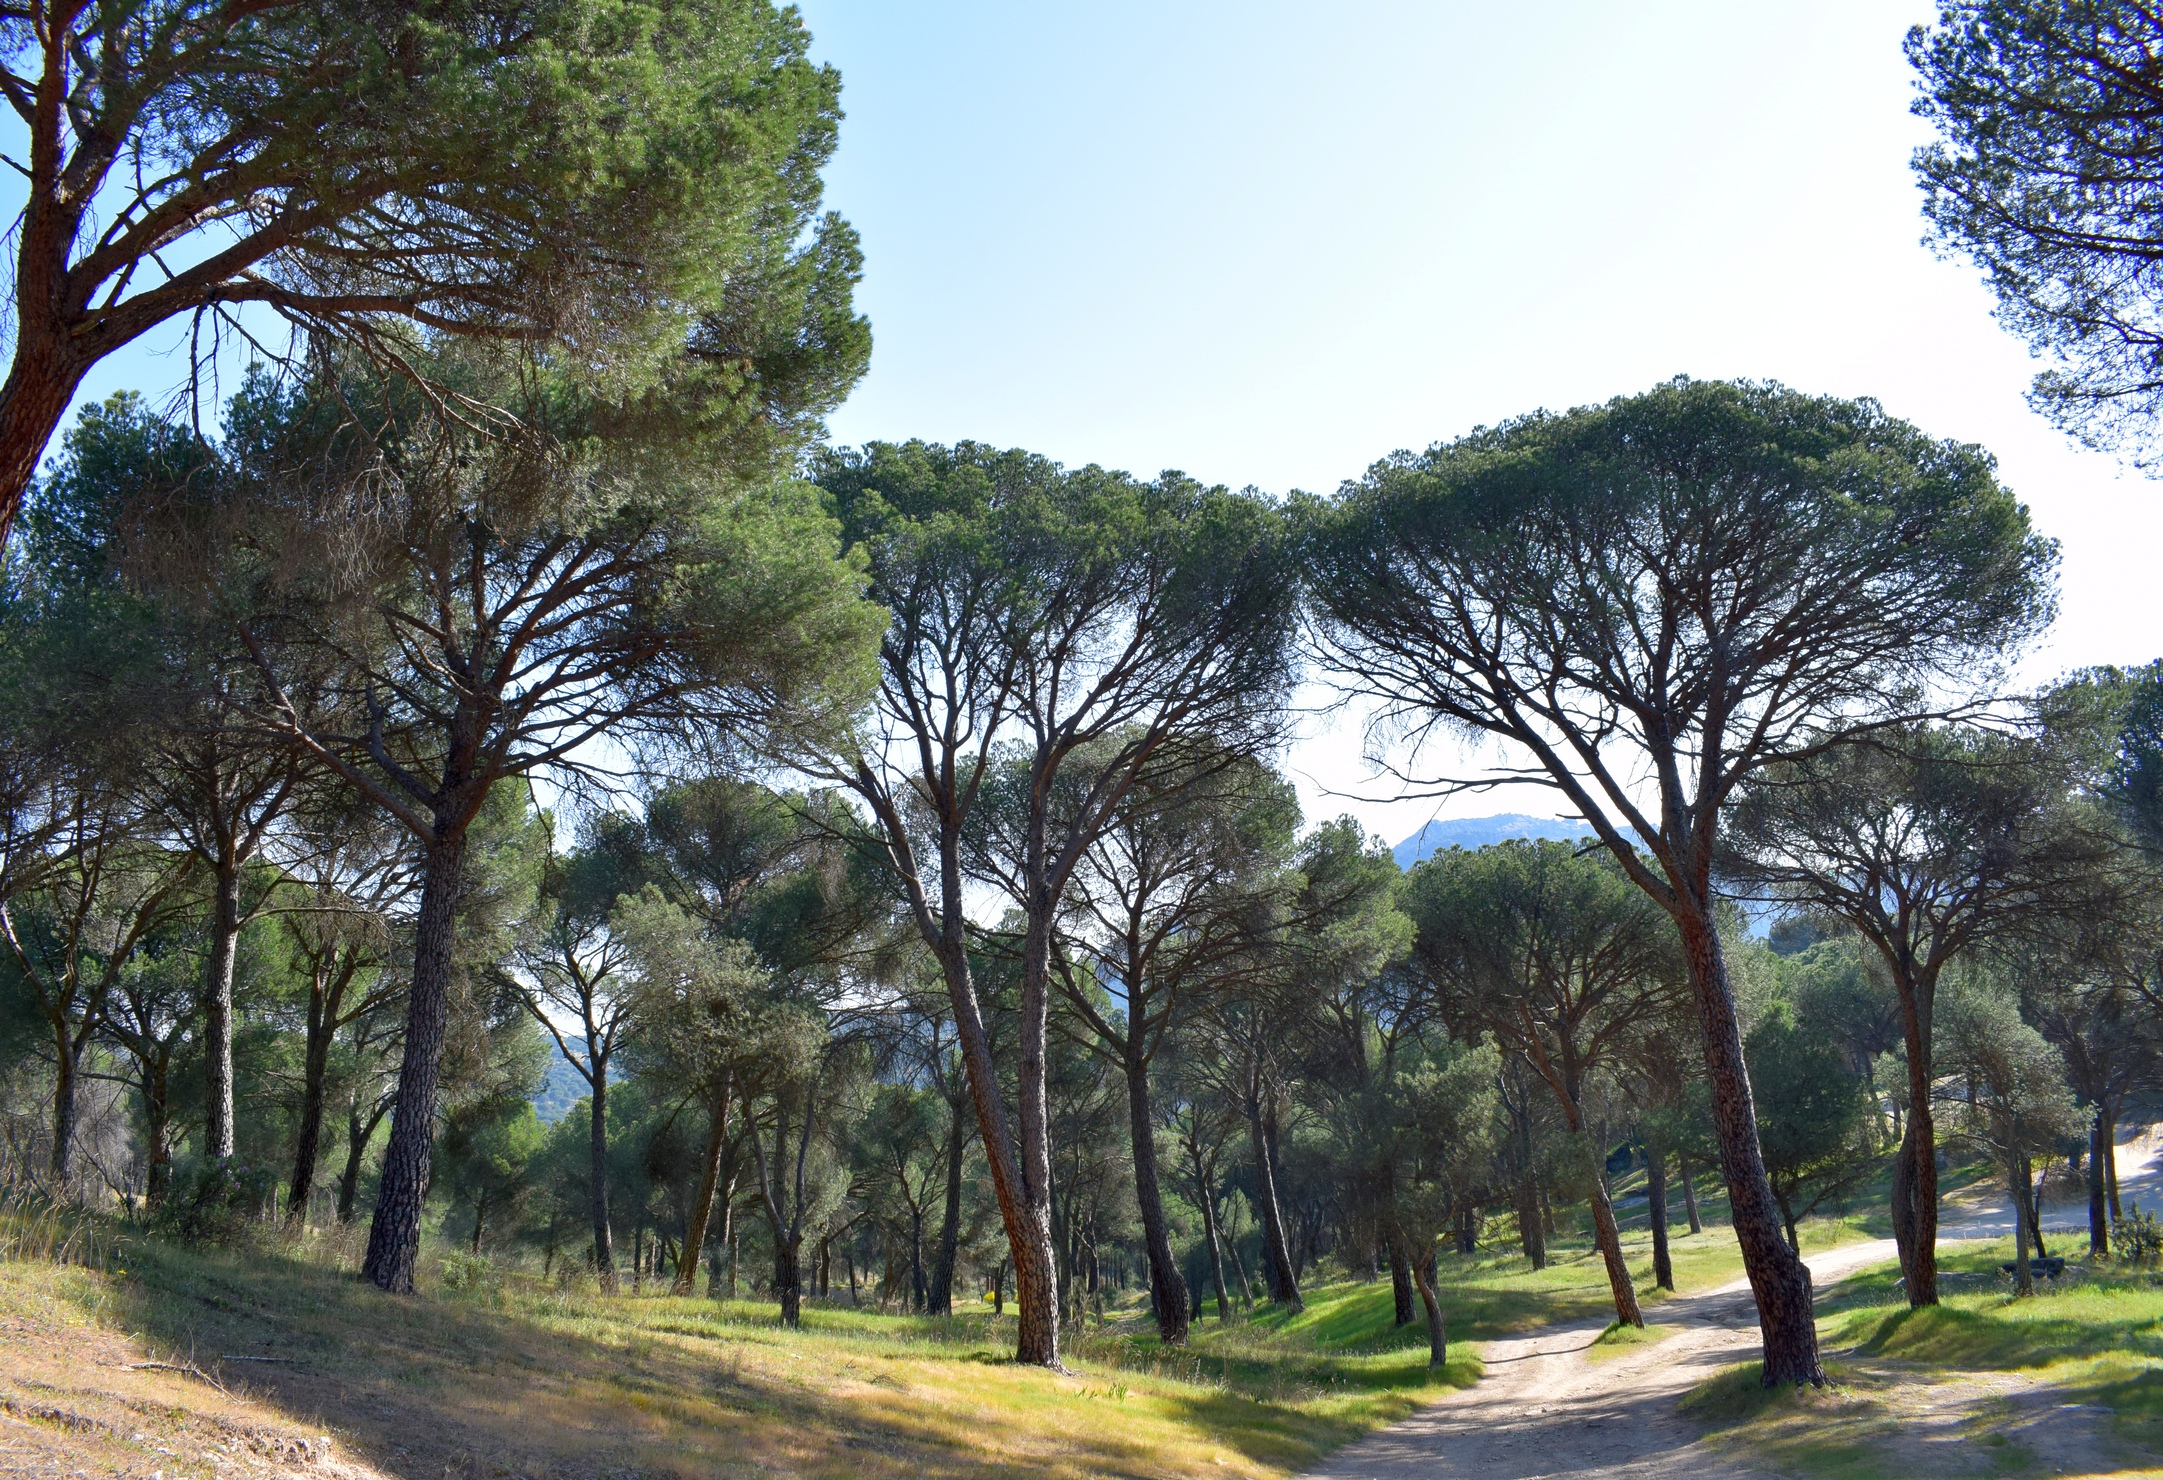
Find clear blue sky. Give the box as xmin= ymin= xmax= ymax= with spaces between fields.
xmin=56 ymin=2 xmax=2163 ymax=847
xmin=793 ymin=0 xmax=2163 ymax=843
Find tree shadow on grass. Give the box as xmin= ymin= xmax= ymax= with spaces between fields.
xmin=77 ymin=1232 xmax=1428 ymax=1480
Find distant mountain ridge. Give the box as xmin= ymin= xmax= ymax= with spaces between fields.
xmin=532 ymin=1036 xmax=593 ymax=1125
xmin=1392 ymin=813 xmax=1601 ymax=870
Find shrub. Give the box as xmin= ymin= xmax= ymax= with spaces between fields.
xmin=439 ymin=1249 xmax=499 ymax=1294
xmin=2117 ymin=1201 xmax=2163 ymax=1269
xmin=151 ymin=1159 xmax=279 ymax=1247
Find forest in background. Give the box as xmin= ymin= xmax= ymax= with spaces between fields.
xmin=0 ymin=0 xmax=2161 ymax=1414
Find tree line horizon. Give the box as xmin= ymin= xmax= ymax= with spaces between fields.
xmin=2 ymin=0 xmax=2161 ymax=1394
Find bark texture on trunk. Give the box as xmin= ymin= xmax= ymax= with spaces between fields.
xmin=1586 ymin=1161 xmax=1644 ymax=1328
xmin=2108 ymin=1123 xmax=2122 ymax=1221
xmin=2010 ymin=1153 xmax=2036 ymax=1297
xmin=1389 ymin=1242 xmax=1414 ymax=1326
xmin=1246 ymin=1081 xmax=1303 ymax=1310
xmin=1410 ymin=1249 xmax=1447 ymax=1369
xmin=49 ymin=1027 xmax=77 ymax=1182
xmin=1646 ymin=1144 xmax=1674 ymax=1291
xmin=1895 ymin=1101 xmax=1944 ymax=1308
xmin=337 ymin=1099 xmax=389 ymax=1224
xmin=2022 ymin=1155 xmax=2048 ymax=1259
xmin=1516 ymin=1174 xmax=1547 ymax=1268
xmin=142 ymin=1062 xmax=173 ymax=1204
xmin=203 ymin=859 xmax=243 ymax=1163
xmin=676 ymin=1086 xmax=730 ymax=1296
xmin=1198 ymin=1179 xmax=1231 ymax=1321
xmin=590 ymin=1069 xmax=618 ymax=1293
xmin=2090 ymin=1109 xmax=2110 ymax=1257
xmin=0 ymin=340 xmax=91 ymax=544
xmin=928 ymin=1094 xmax=967 ymax=1315
xmin=287 ymin=986 xmax=336 ymax=1221
xmin=363 ymin=832 xmax=467 ymax=1293
xmin=775 ymin=1234 xmax=802 ymax=1324
xmin=1125 ymin=1049 xmax=1189 ymax=1344
xmin=1676 ymin=906 xmax=1821 ymax=1385
xmin=1007 ymin=872 xmax=1068 ymax=1367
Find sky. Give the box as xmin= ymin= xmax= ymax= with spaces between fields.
xmin=55 ymin=1 xmax=2163 ymax=852
xmin=781 ymin=0 xmax=2163 ymax=846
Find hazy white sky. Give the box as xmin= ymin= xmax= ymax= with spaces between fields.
xmin=55 ymin=3 xmax=2163 ymax=850
xmin=792 ymin=0 xmax=2163 ymax=845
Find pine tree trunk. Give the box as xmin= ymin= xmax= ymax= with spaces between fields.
xmin=1225 ymin=1211 xmax=1255 ymax=1307
xmin=0 ymin=335 xmax=91 ymax=545
xmin=1125 ymin=1045 xmax=1189 ymax=1343
xmin=777 ymin=1233 xmax=802 ymax=1325
xmin=1411 ymin=1247 xmax=1448 ymax=1369
xmin=1885 ymin=958 xmax=1941 ymax=1307
xmin=337 ymin=1099 xmax=388 ymax=1224
xmin=363 ymin=831 xmax=468 ymax=1293
xmin=676 ymin=1085 xmax=729 ymax=1296
xmin=1586 ymin=1158 xmax=1644 ymax=1328
xmin=1389 ymin=1241 xmax=1415 ymax=1326
xmin=1677 ymin=1150 xmax=1701 ymax=1233
xmin=1245 ymin=1079 xmax=1303 ymax=1310
xmin=589 ymin=1065 xmax=618 ymax=1294
xmin=202 ymin=856 xmax=243 ymax=1163
xmin=1007 ymin=873 xmax=1069 ymax=1367
xmin=1199 ymin=1179 xmax=1231 ymax=1321
xmin=1516 ymin=1173 xmax=1547 ymax=1268
xmin=2023 ymin=1154 xmax=2048 ymax=1259
xmin=143 ymin=1060 xmax=173 ymax=1204
xmin=2011 ymin=1148 xmax=2035 ymax=1297
xmin=1675 ymin=905 xmax=1820 ymax=1385
xmin=48 ymin=1020 xmax=78 ymax=1183
xmin=2090 ymin=1109 xmax=2110 ymax=1257
xmin=2105 ymin=1111 xmax=2122 ymax=1222
xmin=928 ymin=1094 xmax=967 ymax=1315
xmin=713 ymin=1194 xmax=736 ymax=1299
xmin=1646 ymin=1144 xmax=1674 ymax=1291
xmin=287 ymin=983 xmax=336 ymax=1222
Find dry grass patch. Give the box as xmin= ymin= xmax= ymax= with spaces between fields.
xmin=0 ymin=1218 xmax=1475 ymax=1480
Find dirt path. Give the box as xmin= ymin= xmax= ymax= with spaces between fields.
xmin=1303 ymin=1134 xmax=2163 ymax=1480
xmin=1301 ymin=1241 xmax=1900 ymax=1480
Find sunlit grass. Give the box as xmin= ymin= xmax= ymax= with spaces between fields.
xmin=1683 ymin=1239 xmax=2163 ymax=1476
xmin=0 ymin=1198 xmax=1889 ymax=1479
xmin=1586 ymin=1320 xmax=1676 ymax=1360
xmin=0 ymin=1221 xmax=1473 ymax=1480
xmin=1221 ymin=1212 xmax=1877 ymax=1359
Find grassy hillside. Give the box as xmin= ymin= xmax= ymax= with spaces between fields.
xmin=0 ymin=1203 xmax=1878 ymax=1479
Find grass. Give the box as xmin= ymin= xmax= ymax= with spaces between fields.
xmin=1586 ymin=1320 xmax=1675 ymax=1360
xmin=1229 ymin=1212 xmax=1876 ymax=1357
xmin=0 ymin=1212 xmax=1479 ymax=1480
xmin=1682 ymin=1240 xmax=2163 ymax=1479
xmin=0 ymin=1196 xmax=1885 ymax=1479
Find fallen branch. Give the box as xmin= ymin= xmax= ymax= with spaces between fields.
xmin=124 ymin=1361 xmax=228 ymax=1394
